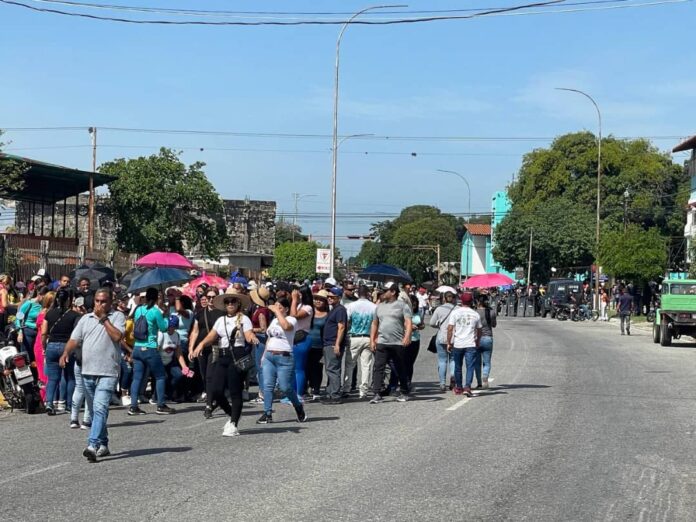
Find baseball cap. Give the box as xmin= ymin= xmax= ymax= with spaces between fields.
xmin=168 ymin=316 xmax=180 ymax=328
xmin=460 ymin=292 xmax=474 ymax=305
xmin=383 ymin=281 xmax=399 ymax=292
xmin=324 ymin=277 xmax=337 ymax=287
xmin=328 ymin=287 xmax=343 ymax=298
xmin=30 ymin=275 xmax=42 ymax=282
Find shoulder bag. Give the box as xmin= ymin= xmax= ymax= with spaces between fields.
xmin=427 ymin=306 xmax=454 ymax=353
xmin=224 ymin=315 xmax=255 ymax=373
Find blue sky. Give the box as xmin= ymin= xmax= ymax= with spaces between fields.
xmin=1 ymin=0 xmax=694 ymax=259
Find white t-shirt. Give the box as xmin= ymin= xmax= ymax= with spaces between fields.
xmin=294 ymin=304 xmax=314 ymax=333
xmin=213 ymin=314 xmax=253 ymax=349
xmin=417 ymin=293 xmax=429 ymax=308
xmin=266 ymin=316 xmax=298 ymax=352
xmin=447 ymin=307 xmax=482 ymax=348
xmin=157 ymin=330 xmax=180 ymax=366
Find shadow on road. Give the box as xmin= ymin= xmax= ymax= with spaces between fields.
xmin=104 ymin=446 xmax=192 ymax=461
xmin=242 ymin=426 xmax=306 ymax=435
xmin=274 ymin=416 xmax=340 ymax=423
xmin=494 ymin=384 xmax=551 ymax=389
xmin=109 ymin=420 xmax=166 ymax=428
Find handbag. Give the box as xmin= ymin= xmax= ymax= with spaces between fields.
xmin=224 ymin=314 xmax=255 ymax=372
xmin=427 ymin=306 xmax=455 ymax=353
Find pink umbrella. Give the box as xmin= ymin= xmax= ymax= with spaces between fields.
xmin=461 ymin=273 xmax=515 ymax=288
xmin=182 ymin=273 xmax=229 ymax=296
xmin=135 ymin=252 xmax=196 ymax=270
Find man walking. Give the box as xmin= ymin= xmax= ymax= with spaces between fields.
xmin=617 ymin=286 xmax=633 ymax=335
xmin=370 ymin=282 xmax=412 ymax=403
xmin=322 ymin=288 xmax=348 ymax=404
xmin=60 ymin=288 xmax=125 ymax=462
xmin=343 ymin=286 xmax=376 ymax=399
xmin=446 ymin=292 xmax=482 ymax=397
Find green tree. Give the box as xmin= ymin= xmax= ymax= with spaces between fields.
xmin=269 ymin=241 xmax=319 ymax=281
xmin=598 ymin=225 xmax=667 ymax=282
xmin=275 ymin=220 xmax=307 ymax=246
xmin=101 ymin=148 xmax=228 ymax=256
xmin=0 ymin=130 xmax=28 ymax=197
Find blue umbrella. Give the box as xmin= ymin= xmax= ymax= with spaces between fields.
xmin=358 ymin=263 xmax=413 ymax=283
xmin=128 ymin=267 xmax=191 ymax=293
xmin=229 ymin=270 xmax=248 ymax=287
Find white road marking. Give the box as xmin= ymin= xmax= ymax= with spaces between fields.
xmin=446 ymin=397 xmax=472 ymax=411
xmin=0 ymin=462 xmax=70 ymax=485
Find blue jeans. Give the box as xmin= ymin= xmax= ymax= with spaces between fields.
xmin=255 ymin=340 xmax=266 ymax=396
xmin=436 ymin=341 xmax=455 ymax=385
xmin=479 ymin=336 xmax=493 ymax=379
xmin=130 ymin=348 xmax=166 ymax=408
xmin=21 ymin=327 xmax=38 ymax=362
xmin=262 ymin=352 xmax=301 ymax=414
xmin=45 ymin=342 xmax=75 ymax=409
xmin=119 ymin=357 xmax=133 ymax=393
xmin=164 ymin=361 xmax=183 ymax=400
xmin=293 ymin=336 xmax=312 ymax=395
xmin=71 ymin=362 xmax=92 ymax=424
xmin=82 ymin=375 xmax=117 ymax=448
xmin=452 ymin=347 xmax=479 ymax=389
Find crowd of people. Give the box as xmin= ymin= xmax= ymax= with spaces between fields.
xmin=0 ymin=270 xmax=498 ymax=462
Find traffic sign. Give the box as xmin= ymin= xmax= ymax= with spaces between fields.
xmin=316 ymin=248 xmax=331 ymax=274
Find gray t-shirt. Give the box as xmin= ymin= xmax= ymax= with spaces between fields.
xmin=375 ymin=300 xmax=412 ymax=345
xmin=70 ymin=311 xmax=126 ymax=378
xmin=430 ymin=303 xmax=456 ymax=343
xmin=477 ymin=307 xmax=497 ymax=338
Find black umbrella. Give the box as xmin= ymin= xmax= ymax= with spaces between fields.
xmin=70 ymin=267 xmax=113 ymax=290
xmin=358 ymin=263 xmax=413 ymax=283
xmin=118 ymin=267 xmax=145 ymax=288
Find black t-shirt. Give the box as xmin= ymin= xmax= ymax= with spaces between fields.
xmin=195 ymin=308 xmax=224 ymax=344
xmin=45 ymin=309 xmax=83 ymax=343
xmin=323 ymin=304 xmax=348 ymax=348
xmin=77 ymin=290 xmax=95 ymax=312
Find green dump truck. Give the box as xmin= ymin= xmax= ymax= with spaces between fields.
xmin=653 ymin=279 xmax=696 ymax=346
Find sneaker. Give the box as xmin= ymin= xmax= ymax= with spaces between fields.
xmin=46 ymin=407 xmax=56 ymax=416
xmin=203 ymin=406 xmax=213 ymax=419
xmin=83 ymin=446 xmax=98 ymax=463
xmin=70 ymin=419 xmax=80 ymax=429
xmin=96 ymin=445 xmax=111 ymax=458
xmin=627 ymin=331 xmax=631 ymax=336
xmin=56 ymin=400 xmax=66 ymax=412
xmin=280 ymin=397 xmax=291 ymax=405
xmin=482 ymin=379 xmax=489 ymax=390
xmin=148 ymin=398 xmax=157 ymax=405
xmin=256 ymin=412 xmax=272 ymax=424
xmin=80 ymin=422 xmax=91 ymax=430
xmin=128 ymin=407 xmax=146 ymax=416
xmin=453 ymin=387 xmax=464 ymax=395
xmin=295 ymin=405 xmax=307 ymax=423
xmin=222 ymin=420 xmax=240 ymax=437
xmin=439 ymin=384 xmax=447 ymax=392
xmin=121 ymin=395 xmax=131 ymax=407
xmin=359 ymin=393 xmax=368 ymax=400
xmin=309 ymin=394 xmax=321 ymax=402
xmin=395 ymin=394 xmax=409 ymax=402
xmin=156 ymin=405 xmax=176 ymax=415
xmin=462 ymin=387 xmax=473 ymax=397
xmin=253 ymin=396 xmax=265 ymax=404
xmin=369 ymin=395 xmax=384 ymax=404
xmin=197 ymin=393 xmax=208 ymax=403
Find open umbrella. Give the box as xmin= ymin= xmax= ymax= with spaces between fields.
xmin=127 ymin=267 xmax=191 ymax=293
xmin=182 ymin=273 xmax=229 ymax=297
xmin=119 ymin=267 xmax=145 ymax=288
xmin=460 ymin=273 xmax=515 ymax=289
xmin=70 ymin=266 xmax=114 ymax=290
xmin=229 ymin=271 xmax=248 ymax=287
xmin=135 ymin=252 xmax=195 ymax=270
xmin=359 ymin=263 xmax=413 ymax=283
xmin=435 ymin=285 xmax=458 ymax=294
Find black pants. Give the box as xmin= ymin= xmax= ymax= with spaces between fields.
xmin=405 ymin=340 xmax=420 ymax=385
xmin=209 ymin=352 xmax=243 ymax=425
xmin=197 ymin=346 xmax=212 ymax=396
xmin=307 ymin=349 xmax=324 ymax=394
xmin=373 ymin=344 xmax=409 ymax=396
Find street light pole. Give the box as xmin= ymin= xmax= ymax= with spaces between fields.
xmin=556 ymin=87 xmax=602 ymax=310
xmin=330 ymin=4 xmax=406 ymax=279
xmin=291 ymin=193 xmax=317 ymax=242
xmin=437 ymin=169 xmax=471 ymax=279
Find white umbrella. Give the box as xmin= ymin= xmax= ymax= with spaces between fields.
xmin=435 ymin=285 xmax=457 ymax=294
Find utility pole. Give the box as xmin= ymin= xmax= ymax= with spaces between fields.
xmin=291 ymin=192 xmax=317 ymax=242
xmin=526 ymin=228 xmax=533 ymax=288
xmin=87 ymin=127 xmax=97 ymax=251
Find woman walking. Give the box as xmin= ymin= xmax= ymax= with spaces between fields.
xmin=290 ymin=286 xmax=314 ymax=400
xmin=0 ymin=273 xmax=11 ymax=332
xmin=306 ymin=291 xmax=328 ymax=401
xmin=15 ymin=287 xmax=45 ymax=362
xmin=192 ymin=291 xmax=259 ymax=437
xmin=476 ymin=294 xmax=497 ymax=389
xmin=42 ymin=289 xmax=81 ymax=416
xmin=429 ymin=291 xmax=457 ymax=392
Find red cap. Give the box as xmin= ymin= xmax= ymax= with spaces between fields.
xmin=460 ymin=292 xmax=474 ymax=305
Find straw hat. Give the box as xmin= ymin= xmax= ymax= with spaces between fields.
xmin=250 ymin=286 xmax=271 ymax=307
xmin=313 ymin=289 xmax=330 ymax=301
xmin=213 ymin=288 xmax=251 ymax=311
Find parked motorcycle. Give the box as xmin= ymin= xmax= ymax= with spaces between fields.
xmin=0 ymin=327 xmax=41 ymax=413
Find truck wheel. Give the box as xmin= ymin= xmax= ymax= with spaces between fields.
xmin=660 ymin=320 xmax=672 ymax=347
xmin=652 ymin=323 xmax=660 ymax=344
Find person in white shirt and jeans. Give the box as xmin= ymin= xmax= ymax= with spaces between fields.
xmin=447 ymin=292 xmax=482 ymax=397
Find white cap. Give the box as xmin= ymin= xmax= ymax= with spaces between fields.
xmin=384 ymin=281 xmax=398 ymax=291
xmin=325 ymin=277 xmax=338 ymax=287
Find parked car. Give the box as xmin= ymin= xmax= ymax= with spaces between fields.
xmin=542 ymin=279 xmax=581 ymax=318
xmin=652 ymin=279 xmax=696 ymax=346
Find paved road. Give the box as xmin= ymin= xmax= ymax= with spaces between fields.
xmin=3 ymin=317 xmax=696 ymax=521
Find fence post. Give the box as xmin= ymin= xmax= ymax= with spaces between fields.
xmin=39 ymin=240 xmax=49 ymax=272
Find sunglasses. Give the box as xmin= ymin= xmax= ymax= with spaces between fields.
xmin=206 ymin=295 xmax=217 ymax=299
xmin=94 ymin=299 xmax=109 ymax=304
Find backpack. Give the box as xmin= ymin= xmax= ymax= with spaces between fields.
xmin=133 ymin=306 xmax=149 ymax=342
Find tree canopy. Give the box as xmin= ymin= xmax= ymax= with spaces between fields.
xmin=0 ymin=130 xmax=27 ymax=197
xmin=494 ymin=132 xmax=687 ymax=281
xmin=101 ymin=148 xmax=228 ymax=257
xmin=269 ymin=241 xmax=319 ymax=281
xmin=598 ymin=225 xmax=667 ymax=282
xmin=354 ymin=205 xmax=462 ymax=284
xmin=275 ymin=220 xmax=307 ymax=247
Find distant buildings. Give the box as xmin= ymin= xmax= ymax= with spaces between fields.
xmin=460 ymin=190 xmax=516 ymax=280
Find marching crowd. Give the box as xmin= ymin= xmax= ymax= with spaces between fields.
xmin=0 ymin=271 xmax=497 ymax=462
